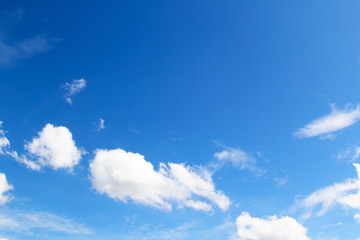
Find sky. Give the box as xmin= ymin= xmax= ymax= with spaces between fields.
xmin=1 ymin=1 xmax=360 ymax=239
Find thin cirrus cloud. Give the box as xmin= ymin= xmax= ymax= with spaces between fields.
xmin=211 ymin=145 xmax=266 ymax=177
xmin=0 ymin=9 xmax=52 ymax=68
xmin=89 ymin=148 xmax=231 ymax=212
xmin=236 ymin=212 xmax=311 ymax=240
xmin=0 ymin=35 xmax=52 ymax=69
xmin=0 ymin=208 xmax=92 ymax=235
xmin=294 ymin=104 xmax=360 ymax=139
xmin=296 ymin=163 xmax=360 ymax=223
xmin=96 ymin=118 xmax=105 ymax=132
xmin=0 ymin=122 xmax=85 ymax=171
xmin=62 ymin=79 xmax=86 ymax=104
xmin=336 ymin=145 xmax=360 ymax=163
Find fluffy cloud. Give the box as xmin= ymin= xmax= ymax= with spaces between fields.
xmin=62 ymin=79 xmax=86 ymax=104
xmin=0 ymin=174 xmax=13 ymax=205
xmin=213 ymin=146 xmax=266 ymax=176
xmin=236 ymin=212 xmax=310 ymax=240
xmin=89 ymin=148 xmax=231 ymax=211
xmin=0 ymin=122 xmax=84 ymax=171
xmin=23 ymin=124 xmax=85 ymax=170
xmin=294 ymin=104 xmax=360 ymax=139
xmin=297 ymin=163 xmax=360 ymax=221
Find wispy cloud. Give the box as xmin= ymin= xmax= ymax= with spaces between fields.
xmin=96 ymin=118 xmax=105 ymax=131
xmin=143 ymin=222 xmax=195 ymax=240
xmin=210 ymin=143 xmax=266 ymax=177
xmin=89 ymin=148 xmax=231 ymax=212
xmin=0 ymin=208 xmax=92 ymax=235
xmin=273 ymin=175 xmax=290 ymax=186
xmin=295 ymin=163 xmax=360 ymax=222
xmin=336 ymin=144 xmax=360 ymax=163
xmin=0 ymin=122 xmax=10 ymax=154
xmin=62 ymin=79 xmax=86 ymax=104
xmin=294 ymin=104 xmax=360 ymax=139
xmin=0 ymin=10 xmax=53 ymax=68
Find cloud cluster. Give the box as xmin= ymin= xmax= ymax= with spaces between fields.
xmin=297 ymin=163 xmax=360 ymax=222
xmin=212 ymin=146 xmax=266 ymax=176
xmin=62 ymin=79 xmax=86 ymax=104
xmin=89 ymin=148 xmax=231 ymax=211
xmin=294 ymin=104 xmax=360 ymax=139
xmin=236 ymin=212 xmax=310 ymax=240
xmin=0 ymin=174 xmax=13 ymax=205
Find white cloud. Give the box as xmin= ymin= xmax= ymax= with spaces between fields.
xmin=22 ymin=123 xmax=85 ymax=170
xmin=336 ymin=145 xmax=360 ymax=162
xmin=236 ymin=212 xmax=310 ymax=240
xmin=0 ymin=122 xmax=84 ymax=171
xmin=297 ymin=163 xmax=360 ymax=220
xmin=0 ymin=121 xmax=40 ymax=170
xmin=0 ymin=209 xmax=92 ymax=235
xmin=183 ymin=200 xmax=213 ymax=212
xmin=212 ymin=146 xmax=266 ymax=176
xmin=294 ymin=104 xmax=360 ymax=139
xmin=354 ymin=213 xmax=360 ymax=223
xmin=0 ymin=122 xmax=10 ymax=154
xmin=0 ymin=173 xmax=13 ymax=205
xmin=144 ymin=222 xmax=195 ymax=240
xmin=96 ymin=118 xmax=105 ymax=131
xmin=6 ymin=150 xmax=41 ymax=171
xmin=274 ymin=175 xmax=290 ymax=186
xmin=62 ymin=79 xmax=86 ymax=104
xmin=89 ymin=148 xmax=231 ymax=211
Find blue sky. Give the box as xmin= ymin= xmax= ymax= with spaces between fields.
xmin=1 ymin=1 xmax=360 ymax=239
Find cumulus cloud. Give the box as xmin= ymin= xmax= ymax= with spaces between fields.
xmin=62 ymin=79 xmax=86 ymax=104
xmin=212 ymin=146 xmax=266 ymax=177
xmin=0 ymin=209 xmax=92 ymax=235
xmin=22 ymin=123 xmax=85 ymax=170
xmin=236 ymin=212 xmax=310 ymax=240
xmin=0 ymin=122 xmax=84 ymax=171
xmin=297 ymin=163 xmax=360 ymax=221
xmin=294 ymin=104 xmax=360 ymax=139
xmin=89 ymin=148 xmax=231 ymax=211
xmin=0 ymin=173 xmax=13 ymax=205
